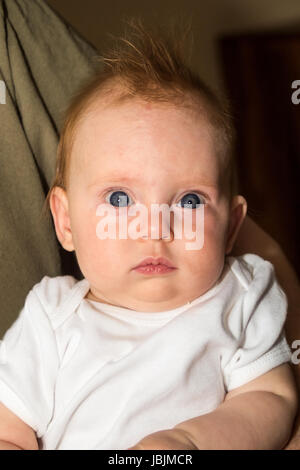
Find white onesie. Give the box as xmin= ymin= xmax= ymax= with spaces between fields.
xmin=0 ymin=254 xmax=292 ymax=449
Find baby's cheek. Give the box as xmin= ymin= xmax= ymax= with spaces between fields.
xmin=70 ymin=215 xmax=101 ymax=265
xmin=187 ymin=210 xmax=227 ymax=273
xmin=203 ymin=206 xmax=228 ymax=246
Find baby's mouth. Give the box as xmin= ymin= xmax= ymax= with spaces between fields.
xmin=132 ymin=256 xmax=176 ymax=269
xmin=132 ymin=256 xmax=177 ymax=275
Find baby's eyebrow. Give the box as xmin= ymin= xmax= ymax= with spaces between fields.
xmin=88 ymin=176 xmax=218 ymax=188
xmin=88 ymin=176 xmax=140 ymax=188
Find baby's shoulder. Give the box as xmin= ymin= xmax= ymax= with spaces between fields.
xmin=30 ymin=275 xmax=82 ymax=316
xmin=226 ymin=253 xmax=276 ymax=290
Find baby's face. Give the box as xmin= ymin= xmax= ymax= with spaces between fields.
xmin=51 ymin=99 xmax=246 ymax=312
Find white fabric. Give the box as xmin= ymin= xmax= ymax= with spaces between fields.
xmin=0 ymin=254 xmax=291 ymax=450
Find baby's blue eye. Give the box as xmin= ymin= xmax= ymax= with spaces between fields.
xmin=106 ymin=191 xmax=132 ymax=207
xmin=179 ymin=193 xmax=205 ymax=209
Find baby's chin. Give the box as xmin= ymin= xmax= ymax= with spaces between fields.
xmin=125 ymin=268 xmax=225 ymax=312
xmin=85 ymin=288 xmax=183 ymax=312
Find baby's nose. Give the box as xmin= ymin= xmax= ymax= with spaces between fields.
xmin=139 ymin=204 xmax=174 ymax=242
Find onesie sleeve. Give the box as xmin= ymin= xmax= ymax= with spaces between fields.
xmin=223 ymin=254 xmax=292 ymax=392
xmin=0 ymin=285 xmax=60 ymax=437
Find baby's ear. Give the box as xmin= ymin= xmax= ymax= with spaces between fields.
xmin=225 ymin=195 xmax=247 ymax=255
xmin=49 ymin=186 xmax=75 ymax=252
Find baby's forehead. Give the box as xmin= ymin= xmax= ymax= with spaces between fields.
xmin=76 ymin=93 xmax=215 ymax=149
xmin=65 ymin=91 xmax=228 ymax=191
xmin=69 ymin=113 xmax=224 ymax=200
xmin=74 ymin=98 xmax=215 ymax=154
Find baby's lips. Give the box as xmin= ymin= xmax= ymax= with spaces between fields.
xmin=133 ymin=256 xmax=176 ymax=269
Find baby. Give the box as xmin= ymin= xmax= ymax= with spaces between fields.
xmin=0 ymin=22 xmax=297 ymax=450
